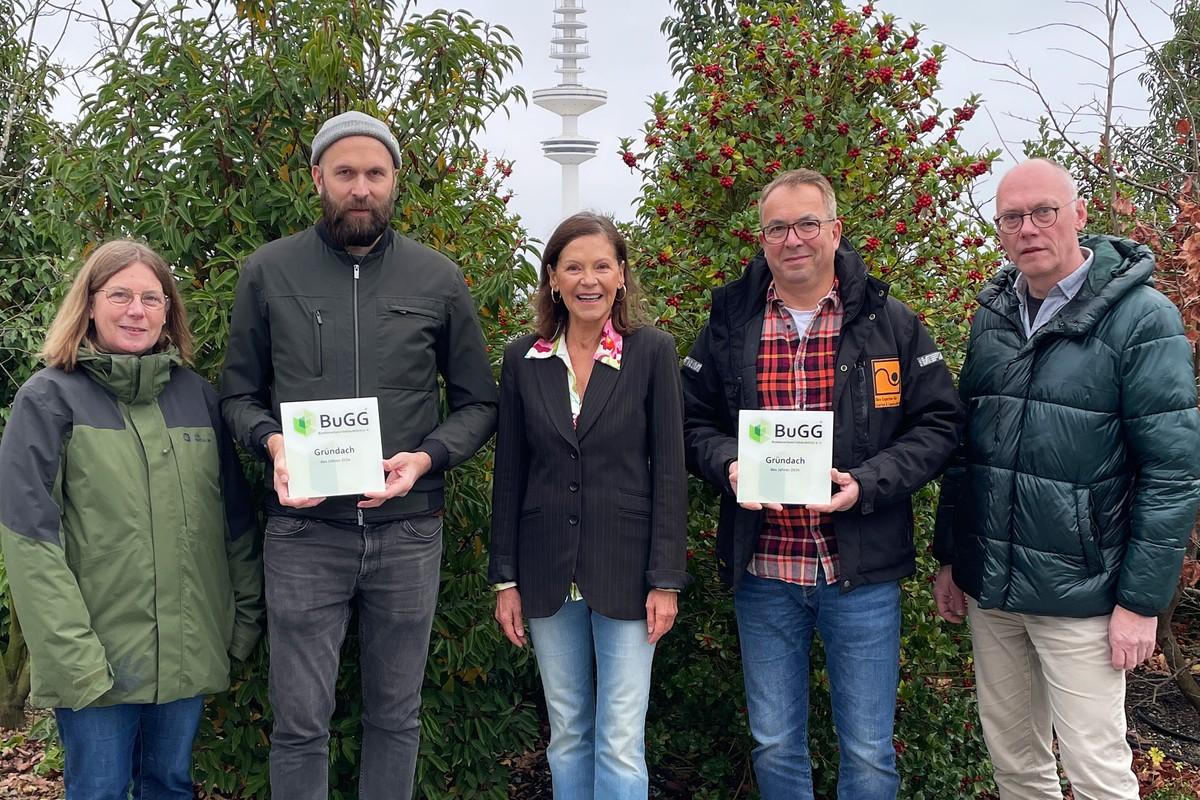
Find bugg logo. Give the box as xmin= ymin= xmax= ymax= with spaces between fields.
xmin=293 ymin=410 xmax=316 ymax=437
xmin=747 ymin=421 xmax=768 ymax=444
xmin=319 ymin=411 xmax=371 ymax=429
xmin=774 ymin=423 xmax=824 ymax=439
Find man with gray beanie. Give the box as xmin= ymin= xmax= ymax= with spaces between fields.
xmin=220 ymin=110 xmax=498 ymax=800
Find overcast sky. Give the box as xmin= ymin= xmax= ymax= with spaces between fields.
xmin=459 ymin=0 xmax=1174 ymax=246
xmin=35 ymin=0 xmax=1176 ymax=249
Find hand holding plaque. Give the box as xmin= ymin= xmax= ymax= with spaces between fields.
xmin=736 ymin=410 xmax=834 ymax=506
xmin=279 ymin=398 xmax=386 ymax=498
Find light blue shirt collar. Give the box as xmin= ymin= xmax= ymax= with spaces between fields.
xmin=1014 ymin=247 xmax=1094 ymax=335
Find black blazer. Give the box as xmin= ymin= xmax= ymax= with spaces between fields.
xmin=488 ymin=326 xmax=689 ymax=620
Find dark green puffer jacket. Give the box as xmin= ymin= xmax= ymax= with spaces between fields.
xmin=0 ymin=350 xmax=263 ymax=709
xmin=934 ymin=235 xmax=1200 ymax=618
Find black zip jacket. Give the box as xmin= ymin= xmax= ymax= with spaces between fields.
xmin=682 ymin=241 xmax=963 ymax=591
xmin=220 ymin=223 xmax=498 ymax=523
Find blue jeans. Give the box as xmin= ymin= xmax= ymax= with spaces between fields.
xmin=528 ymin=598 xmax=656 ymax=800
xmin=734 ymin=571 xmax=901 ymax=800
xmin=263 ymin=514 xmax=442 ymax=800
xmin=54 ymin=695 xmax=205 ymax=800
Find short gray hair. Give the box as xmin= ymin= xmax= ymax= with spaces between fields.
xmin=759 ymin=168 xmax=838 ymax=222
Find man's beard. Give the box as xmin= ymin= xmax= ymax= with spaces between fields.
xmin=321 ymin=189 xmax=396 ymax=249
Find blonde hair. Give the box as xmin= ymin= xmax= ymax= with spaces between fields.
xmin=41 ymin=240 xmax=193 ymax=370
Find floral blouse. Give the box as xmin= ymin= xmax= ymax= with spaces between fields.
xmin=524 ymin=318 xmax=623 ymax=426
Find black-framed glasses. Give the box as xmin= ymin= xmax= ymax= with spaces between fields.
xmin=93 ymin=287 xmax=169 ymax=310
xmin=993 ymin=203 xmax=1073 ymax=235
xmin=761 ymin=217 xmax=838 ymax=243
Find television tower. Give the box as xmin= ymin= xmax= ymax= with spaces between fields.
xmin=532 ymin=1 xmax=607 ymax=217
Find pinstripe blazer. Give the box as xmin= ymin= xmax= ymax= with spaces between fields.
xmin=488 ymin=326 xmax=690 ymax=620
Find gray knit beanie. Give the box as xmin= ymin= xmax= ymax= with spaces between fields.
xmin=310 ymin=110 xmax=402 ymax=167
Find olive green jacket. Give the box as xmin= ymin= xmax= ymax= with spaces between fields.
xmin=0 ymin=350 xmax=262 ymax=709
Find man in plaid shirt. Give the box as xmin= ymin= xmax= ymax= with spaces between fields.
xmin=682 ymin=169 xmax=962 ymax=799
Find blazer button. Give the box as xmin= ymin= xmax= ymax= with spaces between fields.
xmin=843 ymin=580 xmax=851 ymax=588
xmin=569 ymin=482 xmax=579 ymax=492
xmin=839 ymin=364 xmax=848 ymax=372
xmin=570 ymin=451 xmax=578 ymax=461
xmin=568 ymin=515 xmax=579 ymax=526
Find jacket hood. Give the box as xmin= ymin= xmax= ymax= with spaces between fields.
xmin=76 ymin=348 xmax=181 ymax=405
xmin=978 ymin=234 xmax=1155 ymax=337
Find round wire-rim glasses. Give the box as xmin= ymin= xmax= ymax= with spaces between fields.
xmin=93 ymin=288 xmax=170 ymax=311
xmin=993 ymin=203 xmax=1076 ymax=235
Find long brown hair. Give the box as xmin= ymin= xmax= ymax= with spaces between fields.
xmin=40 ymin=240 xmax=194 ymax=371
xmin=533 ymin=212 xmax=642 ymax=341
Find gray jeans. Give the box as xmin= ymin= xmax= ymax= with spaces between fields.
xmin=263 ymin=514 xmax=443 ymax=800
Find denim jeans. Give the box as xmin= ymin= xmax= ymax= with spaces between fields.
xmin=263 ymin=514 xmax=442 ymax=800
xmin=54 ymin=695 xmax=205 ymax=800
xmin=734 ymin=571 xmax=901 ymax=800
xmin=528 ymin=598 xmax=657 ymax=800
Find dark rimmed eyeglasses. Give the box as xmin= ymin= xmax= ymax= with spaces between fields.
xmin=993 ymin=202 xmax=1075 ymax=235
xmin=760 ymin=217 xmax=838 ymax=243
xmin=93 ymin=287 xmax=169 ymax=310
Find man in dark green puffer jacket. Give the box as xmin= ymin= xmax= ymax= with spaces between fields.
xmin=932 ymin=159 xmax=1200 ymax=800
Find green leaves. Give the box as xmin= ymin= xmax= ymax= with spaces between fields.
xmin=627 ymin=2 xmax=999 ymax=794
xmin=1 ymin=0 xmax=536 ymax=795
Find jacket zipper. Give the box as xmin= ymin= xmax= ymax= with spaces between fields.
xmin=353 ymin=262 xmax=364 ymax=528
xmin=313 ymin=309 xmax=324 ymax=375
xmin=352 ymin=263 xmax=361 ymax=396
xmin=854 ymin=361 xmax=869 ymax=443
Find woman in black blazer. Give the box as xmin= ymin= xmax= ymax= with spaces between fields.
xmin=489 ymin=213 xmax=689 ymax=799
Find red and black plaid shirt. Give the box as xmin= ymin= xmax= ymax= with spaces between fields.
xmin=749 ymin=280 xmax=843 ymax=586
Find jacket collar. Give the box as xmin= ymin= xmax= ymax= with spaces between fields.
xmin=716 ymin=237 xmax=887 ymax=327
xmin=76 ymin=348 xmax=181 ymax=405
xmin=978 ymin=234 xmax=1155 ymax=338
xmin=314 ymin=221 xmax=394 ymax=263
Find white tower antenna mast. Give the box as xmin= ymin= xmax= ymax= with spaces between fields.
xmin=531 ymin=0 xmax=607 ymax=218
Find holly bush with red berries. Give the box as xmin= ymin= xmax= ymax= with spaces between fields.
xmin=620 ymin=2 xmax=1004 ymax=796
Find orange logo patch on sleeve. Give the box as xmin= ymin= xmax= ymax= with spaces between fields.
xmin=871 ymin=358 xmax=901 ymax=408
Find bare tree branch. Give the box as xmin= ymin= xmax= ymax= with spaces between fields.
xmin=1011 ymin=21 xmax=1106 ymax=49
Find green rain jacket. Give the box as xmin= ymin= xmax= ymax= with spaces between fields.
xmin=0 ymin=350 xmax=263 ymax=709
xmin=934 ymin=235 xmax=1200 ymax=618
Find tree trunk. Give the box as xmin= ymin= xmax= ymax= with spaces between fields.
xmin=1157 ymin=503 xmax=1200 ymax=716
xmin=0 ymin=693 xmax=26 ymax=730
xmin=0 ymin=601 xmax=30 ymax=730
xmin=1157 ymin=582 xmax=1200 ymax=715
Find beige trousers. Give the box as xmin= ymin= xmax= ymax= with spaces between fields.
xmin=967 ymin=600 xmax=1138 ymax=800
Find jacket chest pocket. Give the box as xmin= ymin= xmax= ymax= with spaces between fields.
xmin=269 ymin=297 xmax=335 ymax=386
xmin=171 ymin=433 xmax=224 ymax=542
xmin=312 ymin=309 xmax=325 ymax=376
xmin=377 ymin=300 xmax=442 ymax=390
xmin=852 ymin=362 xmax=870 ymax=452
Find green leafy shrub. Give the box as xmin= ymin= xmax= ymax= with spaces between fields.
xmin=3 ymin=0 xmax=540 ymax=796
xmin=621 ymin=2 xmax=1001 ymax=795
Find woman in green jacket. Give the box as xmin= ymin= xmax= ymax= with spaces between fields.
xmin=0 ymin=240 xmax=263 ymax=800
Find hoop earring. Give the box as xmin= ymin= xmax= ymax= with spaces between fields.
xmin=615 ymin=285 xmax=627 ymax=302
xmin=551 ymin=288 xmax=562 ymax=304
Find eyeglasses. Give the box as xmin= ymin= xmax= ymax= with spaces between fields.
xmin=761 ymin=218 xmax=837 ymax=243
xmin=93 ymin=287 xmax=169 ymax=310
xmin=993 ymin=203 xmax=1074 ymax=235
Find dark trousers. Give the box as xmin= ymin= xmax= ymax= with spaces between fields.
xmin=263 ymin=514 xmax=443 ymax=800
